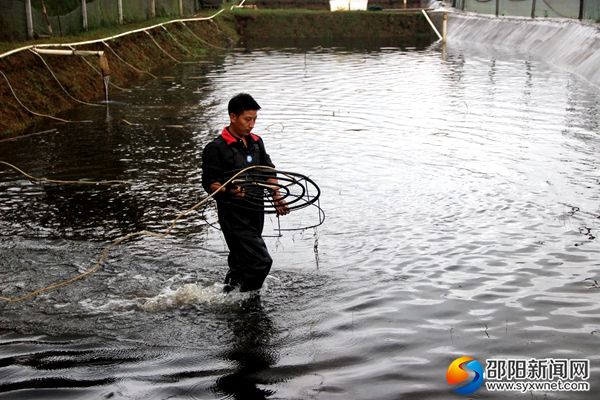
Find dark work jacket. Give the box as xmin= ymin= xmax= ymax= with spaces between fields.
xmin=201 ymin=127 xmax=276 ymax=291
xmin=201 ymin=127 xmax=275 ymax=209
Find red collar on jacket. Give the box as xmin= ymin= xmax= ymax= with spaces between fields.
xmin=221 ymin=127 xmax=260 ymax=145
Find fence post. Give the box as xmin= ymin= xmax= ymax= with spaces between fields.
xmin=531 ymin=0 xmax=536 ymax=18
xmin=179 ymin=0 xmax=184 ymax=17
xmin=41 ymin=0 xmax=54 ymax=35
xmin=496 ymin=0 xmax=500 ymax=17
xmin=579 ymin=0 xmax=584 ymax=20
xmin=118 ymin=0 xmax=123 ymax=24
xmin=150 ymin=0 xmax=156 ymax=18
xmin=442 ymin=12 xmax=448 ymax=44
xmin=82 ymin=0 xmax=88 ymax=31
xmin=25 ymin=0 xmax=34 ymax=39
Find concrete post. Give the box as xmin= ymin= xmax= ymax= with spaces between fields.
xmin=150 ymin=0 xmax=156 ymax=18
xmin=179 ymin=0 xmax=184 ymax=17
xmin=25 ymin=0 xmax=34 ymax=39
xmin=82 ymin=0 xmax=88 ymax=31
xmin=118 ymin=0 xmax=123 ymax=24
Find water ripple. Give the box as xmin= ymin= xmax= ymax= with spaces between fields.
xmin=1 ymin=42 xmax=600 ymax=399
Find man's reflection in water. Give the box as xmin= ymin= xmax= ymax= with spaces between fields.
xmin=214 ymin=296 xmax=279 ymax=399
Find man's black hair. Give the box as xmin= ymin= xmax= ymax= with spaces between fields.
xmin=228 ymin=93 xmax=261 ymax=116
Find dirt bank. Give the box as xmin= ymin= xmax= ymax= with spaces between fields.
xmin=0 ymin=9 xmax=433 ymax=138
xmin=0 ymin=15 xmax=235 ymax=139
xmin=234 ymin=9 xmax=434 ymax=42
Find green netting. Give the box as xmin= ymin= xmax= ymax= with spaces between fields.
xmin=583 ymin=0 xmax=600 ymax=20
xmin=156 ymin=0 xmax=180 ymax=17
xmin=533 ymin=0 xmax=579 ymax=18
xmin=454 ymin=0 xmax=594 ymax=19
xmin=32 ymin=0 xmax=82 ymax=16
xmin=123 ymin=0 xmax=152 ymax=22
xmin=0 ymin=1 xmax=28 ymax=41
xmin=1 ymin=0 xmax=204 ymax=42
xmin=87 ymin=0 xmax=119 ymax=28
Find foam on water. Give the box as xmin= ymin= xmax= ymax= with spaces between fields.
xmin=141 ymin=281 xmax=270 ymax=312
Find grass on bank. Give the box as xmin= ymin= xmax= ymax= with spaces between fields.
xmin=0 ymin=10 xmax=218 ymax=55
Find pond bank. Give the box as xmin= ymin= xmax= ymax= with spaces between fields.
xmin=0 ymin=13 xmax=236 ymax=139
xmin=446 ymin=12 xmax=600 ymax=88
xmin=234 ymin=9 xmax=433 ymax=42
xmin=0 ymin=9 xmax=434 ymax=139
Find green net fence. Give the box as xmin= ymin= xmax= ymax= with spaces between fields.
xmin=453 ymin=0 xmax=600 ymax=20
xmin=0 ymin=0 xmax=214 ymax=41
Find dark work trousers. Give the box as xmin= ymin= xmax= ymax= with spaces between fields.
xmin=218 ymin=202 xmax=273 ymax=292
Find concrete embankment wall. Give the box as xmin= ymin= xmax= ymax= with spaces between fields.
xmin=446 ymin=13 xmax=600 ymax=87
xmin=0 ymin=10 xmax=434 ymax=138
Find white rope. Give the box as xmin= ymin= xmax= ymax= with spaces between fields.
xmin=101 ymin=41 xmax=158 ymax=79
xmin=180 ymin=21 xmax=227 ymax=50
xmin=0 ymin=70 xmax=72 ymax=123
xmin=68 ymin=45 xmax=130 ymax=92
xmin=144 ymin=30 xmax=181 ymax=63
xmin=161 ymin=25 xmax=193 ymax=55
xmin=0 ymin=160 xmax=130 ymax=185
xmin=29 ymin=49 xmax=103 ymax=107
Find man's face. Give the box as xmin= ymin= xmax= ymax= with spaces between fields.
xmin=229 ymin=110 xmax=257 ymax=136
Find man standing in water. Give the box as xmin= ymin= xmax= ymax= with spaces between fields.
xmin=202 ymin=93 xmax=289 ymax=292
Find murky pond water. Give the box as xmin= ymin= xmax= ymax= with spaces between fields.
xmin=1 ymin=39 xmax=600 ymax=399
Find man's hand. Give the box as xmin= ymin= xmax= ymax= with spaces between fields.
xmin=273 ymin=194 xmax=290 ymax=216
xmin=229 ymin=185 xmax=245 ymax=198
xmin=210 ymin=182 xmax=245 ymax=198
xmin=210 ymin=181 xmax=226 ymax=194
xmin=267 ymin=178 xmax=289 ymax=216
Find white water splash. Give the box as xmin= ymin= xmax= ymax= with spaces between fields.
xmin=141 ymin=282 xmax=267 ymax=312
xmin=103 ymin=75 xmax=110 ymax=103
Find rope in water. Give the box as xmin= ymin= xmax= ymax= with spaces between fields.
xmin=0 ymin=160 xmax=130 ymax=186
xmin=0 ymin=164 xmax=281 ymax=303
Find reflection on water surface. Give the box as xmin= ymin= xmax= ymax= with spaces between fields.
xmin=1 ymin=40 xmax=600 ymax=399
